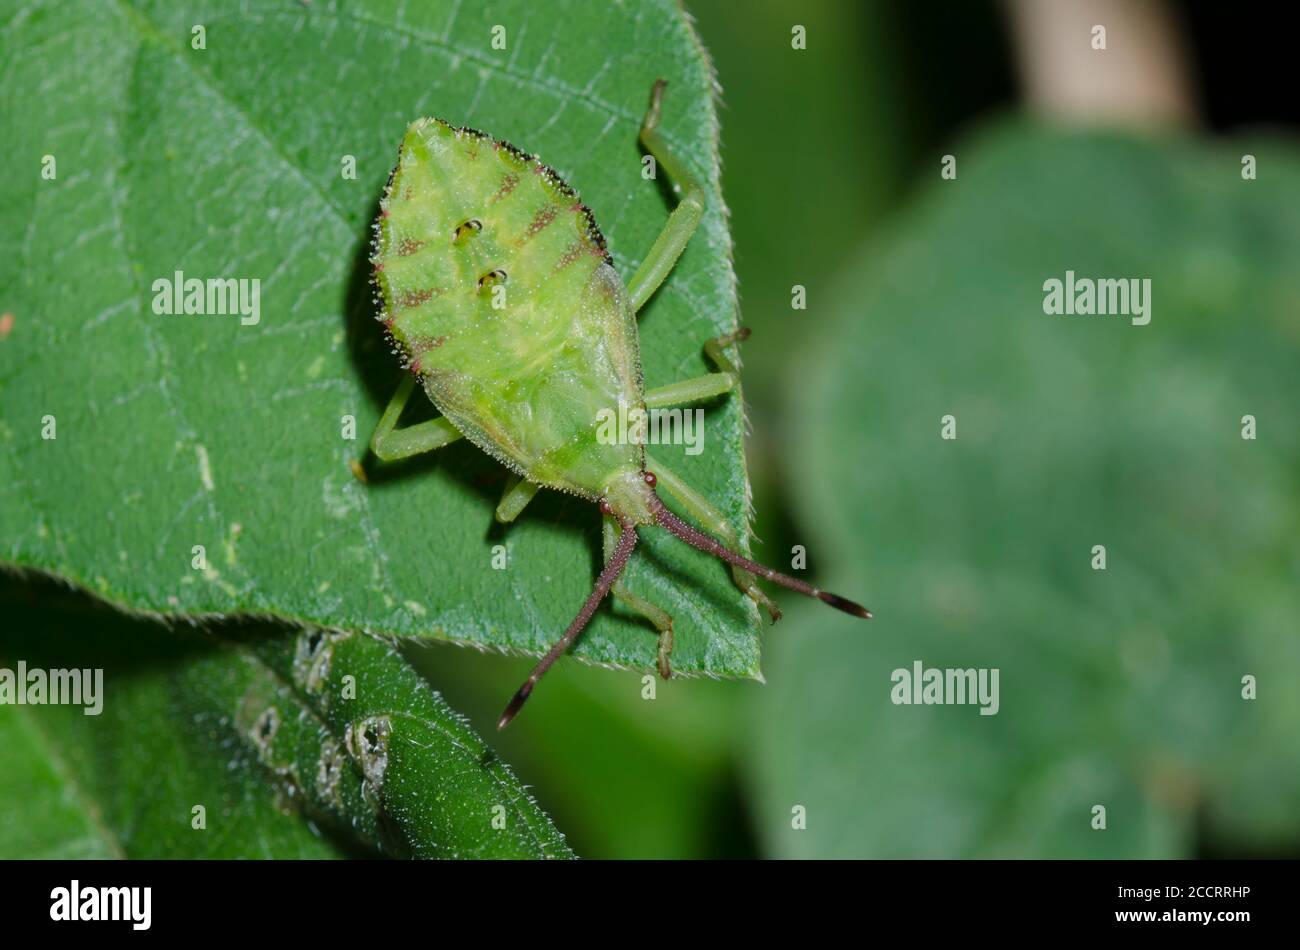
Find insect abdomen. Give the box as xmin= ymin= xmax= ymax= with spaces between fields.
xmin=372 ymin=118 xmax=647 ymax=503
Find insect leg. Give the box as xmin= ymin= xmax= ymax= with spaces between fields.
xmin=495 ymin=474 xmax=540 ymax=523
xmin=643 ymin=328 xmax=751 ymax=409
xmin=643 ymin=374 xmax=732 ymax=409
xmin=627 ymin=79 xmax=705 ymax=314
xmin=498 ymin=518 xmax=639 ymax=729
xmin=603 ymin=514 xmax=675 ymax=679
xmin=368 ymin=375 xmax=463 ymax=462
xmin=645 ymin=453 xmax=782 ymax=623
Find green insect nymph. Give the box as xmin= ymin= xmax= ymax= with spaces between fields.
xmin=367 ymin=81 xmax=871 ymax=728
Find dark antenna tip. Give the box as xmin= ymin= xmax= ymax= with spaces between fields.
xmin=817 ymin=590 xmax=873 ymax=620
xmin=495 ymin=519 xmax=639 ymax=729
xmin=497 ymin=683 xmax=532 ymax=731
xmin=647 ymin=491 xmax=873 ymax=623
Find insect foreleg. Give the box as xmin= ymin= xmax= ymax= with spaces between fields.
xmin=495 ymin=474 xmax=540 ymax=523
xmin=627 ymin=79 xmax=705 ymax=314
xmin=603 ymin=514 xmax=675 ymax=679
xmin=368 ymin=375 xmax=463 ymax=462
xmin=645 ymin=453 xmax=782 ymax=623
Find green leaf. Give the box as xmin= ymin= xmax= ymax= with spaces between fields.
xmin=0 ymin=0 xmax=759 ymax=679
xmin=750 ymin=123 xmax=1300 ymax=858
xmin=0 ymin=574 xmax=572 ymax=858
xmin=407 ymin=639 xmax=756 ymax=859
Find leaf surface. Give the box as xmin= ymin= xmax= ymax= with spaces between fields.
xmin=0 ymin=575 xmax=572 ymax=858
xmin=0 ymin=0 xmax=761 ymax=677
xmin=750 ymin=124 xmax=1300 ymax=857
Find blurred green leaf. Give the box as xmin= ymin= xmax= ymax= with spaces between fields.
xmin=0 ymin=0 xmax=759 ymax=679
xmin=687 ymin=0 xmax=914 ymax=573
xmin=750 ymin=123 xmax=1300 ymax=857
xmin=0 ymin=575 xmax=572 ymax=858
xmin=689 ymin=0 xmax=907 ymax=408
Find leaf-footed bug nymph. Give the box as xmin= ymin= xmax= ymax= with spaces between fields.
xmin=365 ymin=80 xmax=871 ymax=728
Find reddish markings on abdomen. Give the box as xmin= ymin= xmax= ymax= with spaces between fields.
xmin=517 ymin=205 xmax=559 ymax=245
xmin=489 ymin=174 xmax=520 ymax=205
xmin=398 ymin=288 xmax=436 ymax=308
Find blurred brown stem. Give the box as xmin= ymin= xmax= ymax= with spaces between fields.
xmin=1003 ymin=0 xmax=1198 ymax=128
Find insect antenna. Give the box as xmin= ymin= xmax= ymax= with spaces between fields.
xmin=646 ymin=487 xmax=872 ymax=620
xmin=497 ymin=518 xmax=640 ymax=729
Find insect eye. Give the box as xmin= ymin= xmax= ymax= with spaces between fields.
xmin=453 ymin=218 xmax=483 ymax=243
xmin=477 ymin=269 xmax=507 ymax=290
xmin=598 ymin=498 xmax=614 ymax=516
xmin=643 ymin=471 xmax=657 ymax=488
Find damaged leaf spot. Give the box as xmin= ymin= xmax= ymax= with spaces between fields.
xmin=346 ymin=714 xmax=392 ymax=795
xmin=292 ymin=628 xmax=347 ymax=698
xmin=316 ymin=737 xmax=346 ymax=807
xmin=252 ymin=705 xmax=280 ymax=750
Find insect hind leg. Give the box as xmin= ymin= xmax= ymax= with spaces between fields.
xmin=626 ymin=79 xmax=705 ymax=314
xmin=365 ymin=375 xmax=463 ymax=464
xmin=604 ymin=515 xmax=674 ymax=679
